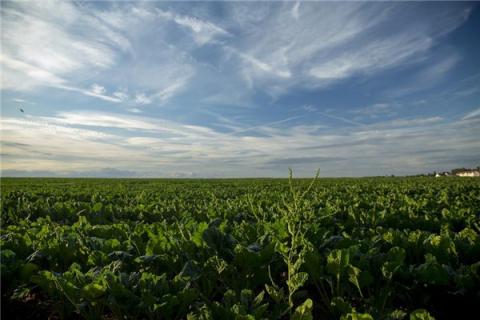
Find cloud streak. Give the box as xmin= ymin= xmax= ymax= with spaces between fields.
xmin=156 ymin=8 xmax=230 ymax=45
xmin=462 ymin=108 xmax=480 ymax=120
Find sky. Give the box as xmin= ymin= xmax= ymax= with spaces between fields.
xmin=1 ymin=1 xmax=479 ymax=178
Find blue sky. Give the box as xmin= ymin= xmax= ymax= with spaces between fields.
xmin=1 ymin=1 xmax=479 ymax=177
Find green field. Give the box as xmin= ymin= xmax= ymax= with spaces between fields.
xmin=1 ymin=177 xmax=479 ymax=319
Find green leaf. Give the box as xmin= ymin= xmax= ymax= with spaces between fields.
xmin=330 ymin=297 xmax=352 ymax=315
xmin=265 ymin=284 xmax=285 ymax=304
xmin=179 ymin=260 xmax=201 ymax=281
xmin=347 ymin=265 xmax=363 ymax=297
xmin=410 ymin=309 xmax=435 ymax=320
xmin=287 ymin=272 xmax=309 ymax=293
xmin=240 ymin=289 xmax=253 ymax=307
xmin=192 ymin=222 xmax=208 ymax=247
xmin=82 ymin=282 xmax=107 ymax=300
xmin=19 ymin=262 xmax=38 ymax=281
xmin=92 ymin=203 xmax=103 ymax=212
xmin=341 ymin=311 xmax=374 ymax=320
xmin=415 ymin=254 xmax=450 ymax=285
xmin=252 ymin=290 xmax=265 ymax=307
xmin=382 ymin=247 xmax=406 ymax=279
xmin=388 ymin=309 xmax=408 ymax=319
xmin=327 ymin=249 xmax=350 ymax=277
xmin=253 ymin=303 xmax=269 ymax=319
xmin=292 ymin=298 xmax=313 ymax=320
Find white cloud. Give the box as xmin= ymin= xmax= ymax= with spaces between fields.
xmin=156 ymin=8 xmax=230 ymax=45
xmin=226 ymin=2 xmax=383 ymax=90
xmin=0 ymin=55 xmax=123 ymax=103
xmin=462 ymin=108 xmax=480 ymax=120
xmin=126 ymin=70 xmax=193 ymax=105
xmin=153 ymin=75 xmax=192 ymax=103
xmin=0 ymin=54 xmax=67 ymax=90
xmin=134 ymin=93 xmax=153 ymax=105
xmin=352 ymin=103 xmax=398 ymax=120
xmin=58 ymin=85 xmax=122 ymax=103
xmin=316 ymin=111 xmax=366 ymax=127
xmin=292 ymin=2 xmax=301 ymax=20
xmin=354 ymin=103 xmax=391 ymax=116
xmin=1 ymin=3 xmax=477 ymax=177
xmin=0 ymin=117 xmax=151 ymax=173
xmin=370 ymin=116 xmax=444 ymax=129
xmin=1 ymin=2 xmax=121 ymax=74
xmin=309 ymin=36 xmax=433 ymax=83
xmin=43 ymin=112 xmax=161 ymax=132
xmin=0 ymin=1 xmax=131 ymax=100
xmin=303 ymin=105 xmax=317 ymax=112
xmin=127 ymin=108 xmax=142 ymax=113
xmin=225 ymin=2 xmax=471 ymax=93
xmin=1 ymin=111 xmax=479 ymax=177
xmin=35 ymin=111 xmax=220 ymax=140
xmin=1 ymin=1 xmax=472 ymax=104
xmin=384 ymin=53 xmax=460 ymax=98
xmin=90 ymin=84 xmax=106 ymax=95
xmin=418 ymin=54 xmax=460 ymax=81
xmin=1 ymin=2 xmax=196 ymax=104
xmin=226 ymin=46 xmax=292 ymax=80
xmin=113 ymin=90 xmax=129 ymax=101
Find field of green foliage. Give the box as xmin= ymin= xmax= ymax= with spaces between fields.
xmin=1 ymin=175 xmax=479 ymax=320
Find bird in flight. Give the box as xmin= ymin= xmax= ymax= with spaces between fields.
xmin=19 ymin=108 xmax=24 ymax=113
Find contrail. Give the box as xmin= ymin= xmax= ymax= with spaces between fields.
xmin=228 ymin=115 xmax=305 ymax=135
xmin=221 ymin=108 xmax=364 ymax=137
xmin=316 ymin=111 xmax=365 ymax=127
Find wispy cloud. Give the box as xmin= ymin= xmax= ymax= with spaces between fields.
xmin=1 ymin=2 xmax=477 ymax=177
xmin=225 ymin=46 xmax=292 ymax=83
xmin=134 ymin=93 xmax=152 ymax=105
xmin=227 ymin=115 xmax=304 ymax=135
xmin=265 ymin=156 xmax=344 ymax=166
xmin=156 ymin=8 xmax=230 ymax=45
xmin=1 ymin=1 xmax=124 ymax=91
xmin=113 ymin=90 xmax=129 ymax=101
xmin=152 ymin=75 xmax=193 ymax=103
xmin=353 ymin=103 xmax=391 ymax=116
xmin=90 ymin=84 xmax=106 ymax=96
xmin=462 ymin=107 xmax=480 ymax=120
xmin=316 ymin=111 xmax=365 ymax=127
xmin=3 ymin=109 xmax=477 ymax=177
xmin=127 ymin=108 xmax=142 ymax=114
xmin=309 ymin=36 xmax=433 ymax=83
xmin=291 ymin=2 xmax=301 ymax=20
xmin=224 ymin=2 xmax=471 ymax=93
xmin=59 ymin=85 xmax=123 ymax=103
xmin=0 ymin=1 xmax=194 ymax=104
xmin=0 ymin=54 xmax=67 ymax=90
xmin=302 ymin=105 xmax=317 ymax=113
xmin=384 ymin=53 xmax=461 ymax=98
xmin=368 ymin=116 xmax=444 ymax=129
xmin=39 ymin=112 xmax=166 ymax=132
xmin=351 ymin=103 xmax=398 ymax=120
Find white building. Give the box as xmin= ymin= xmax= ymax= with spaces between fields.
xmin=456 ymin=170 xmax=480 ymax=177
